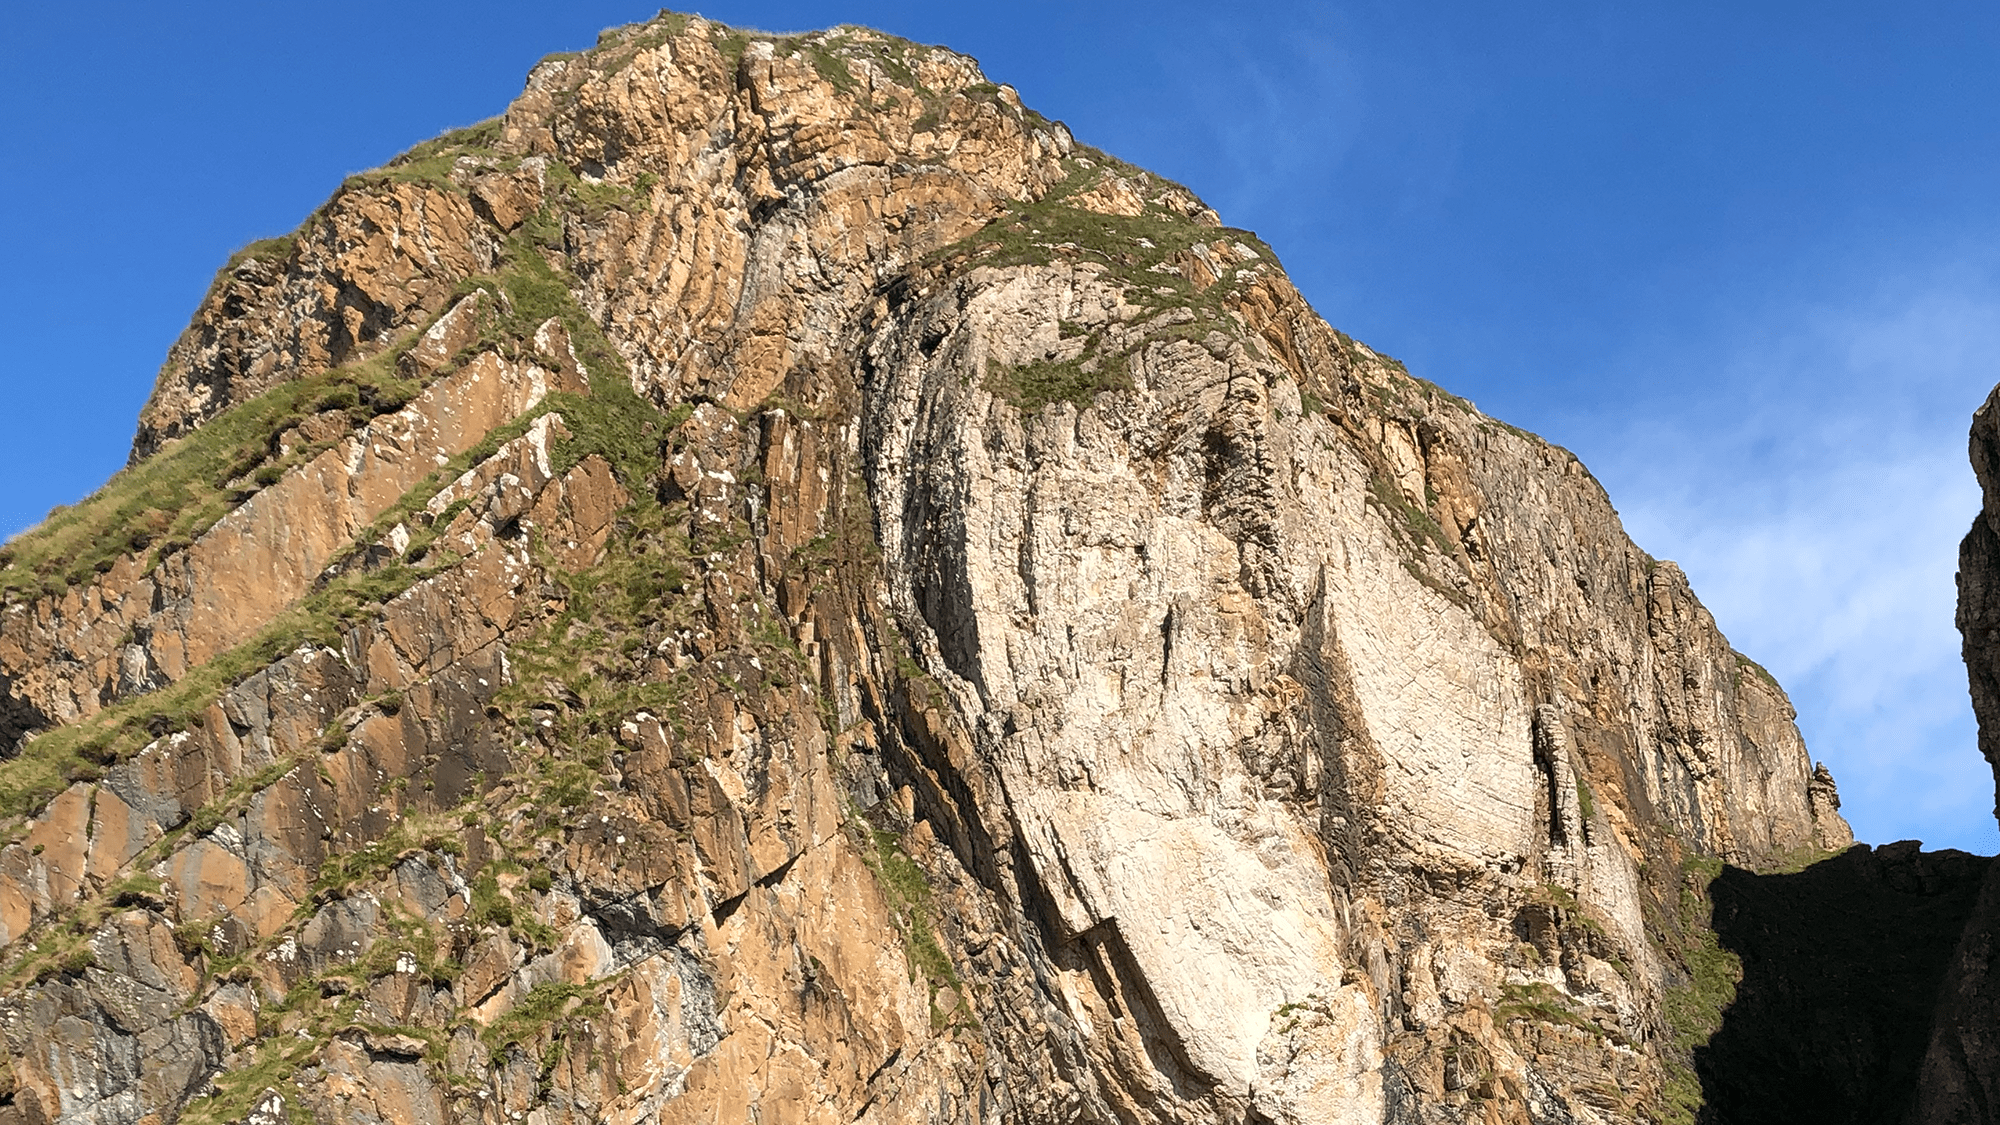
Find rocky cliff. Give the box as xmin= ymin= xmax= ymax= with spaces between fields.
xmin=1906 ymin=383 xmax=2000 ymax=1123
xmin=0 ymin=15 xmax=1852 ymax=1125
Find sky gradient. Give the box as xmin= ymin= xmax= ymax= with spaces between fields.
xmin=4 ymin=2 xmax=1997 ymax=851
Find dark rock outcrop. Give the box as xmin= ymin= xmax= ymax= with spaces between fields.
xmin=1699 ymin=842 xmax=1991 ymax=1124
xmin=1906 ymin=384 xmax=2000 ymax=1125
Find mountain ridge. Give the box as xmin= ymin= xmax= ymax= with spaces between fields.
xmin=0 ymin=13 xmax=1861 ymax=1125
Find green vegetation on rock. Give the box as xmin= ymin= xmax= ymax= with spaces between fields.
xmin=0 ymin=345 xmax=423 ymax=603
xmin=1655 ymin=855 xmax=1744 ymax=1125
xmin=862 ymin=824 xmax=969 ymax=1029
xmin=348 ymin=118 xmax=505 ymax=194
xmin=936 ymin=156 xmax=1282 ymax=413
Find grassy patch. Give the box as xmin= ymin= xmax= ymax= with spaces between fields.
xmin=482 ymin=979 xmax=600 ymax=1052
xmin=1496 ymin=981 xmax=1592 ymax=1030
xmin=1654 ymin=855 xmax=1744 ymax=1125
xmin=1414 ymin=376 xmax=1475 ymax=414
xmin=802 ymin=42 xmax=857 ymax=91
xmin=538 ymin=159 xmax=654 ymax=223
xmin=0 ymin=345 xmax=426 ymax=603
xmin=311 ymin=815 xmax=466 ymax=902
xmin=222 ymin=234 xmax=297 ymax=271
xmin=983 ymin=354 xmax=1131 ymax=412
xmin=861 ymin=825 xmax=968 ymax=1028
xmin=347 ymin=118 xmax=505 ymax=194
xmin=1366 ymin=471 xmax=1460 ymax=565
xmin=481 ymin=482 xmax=815 ymax=798
xmin=187 ymin=756 xmax=302 ymax=836
xmin=0 ymin=392 xmax=568 ymax=825
xmin=174 ymin=1036 xmax=316 ymax=1125
xmin=939 ymin=156 xmax=1276 ymax=414
xmin=1733 ymin=650 xmax=1782 ymax=692
xmin=1753 ymin=845 xmax=1845 ymax=876
xmin=0 ymin=184 xmax=685 ymax=824
xmin=932 ymin=156 xmax=1266 ymax=312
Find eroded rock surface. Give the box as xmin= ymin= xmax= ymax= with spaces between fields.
xmin=1907 ymin=383 xmax=2000 ymax=1125
xmin=0 ymin=14 xmax=1851 ymax=1125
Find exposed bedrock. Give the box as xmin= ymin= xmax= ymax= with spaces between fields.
xmin=0 ymin=13 xmax=1857 ymax=1125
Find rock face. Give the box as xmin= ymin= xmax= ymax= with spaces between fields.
xmin=0 ymin=14 xmax=1851 ymax=1125
xmin=1907 ymin=384 xmax=2000 ymax=1124
xmin=1701 ymin=842 xmax=1990 ymax=1125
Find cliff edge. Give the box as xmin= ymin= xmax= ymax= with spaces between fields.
xmin=0 ymin=15 xmax=1850 ymax=1125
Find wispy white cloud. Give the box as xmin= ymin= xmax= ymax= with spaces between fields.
xmin=1590 ymin=264 xmax=2000 ymax=851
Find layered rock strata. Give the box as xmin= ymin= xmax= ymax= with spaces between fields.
xmin=0 ymin=15 xmax=1849 ymax=1125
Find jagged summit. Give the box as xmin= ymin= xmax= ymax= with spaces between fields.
xmin=0 ymin=13 xmax=1852 ymax=1125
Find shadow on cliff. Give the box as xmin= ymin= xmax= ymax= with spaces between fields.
xmin=1695 ymin=842 xmax=1992 ymax=1124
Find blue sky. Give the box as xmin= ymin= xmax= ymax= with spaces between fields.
xmin=4 ymin=2 xmax=1997 ymax=851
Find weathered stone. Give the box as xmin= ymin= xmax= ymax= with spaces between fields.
xmin=0 ymin=13 xmax=1865 ymax=1125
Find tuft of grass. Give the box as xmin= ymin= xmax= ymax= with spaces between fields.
xmin=311 ymin=815 xmax=466 ymax=900
xmin=187 ymin=756 xmax=301 ymax=837
xmin=347 ymin=118 xmax=505 ymax=194
xmin=983 ymin=355 xmax=1131 ymax=413
xmin=1366 ymin=471 xmax=1459 ymax=563
xmin=1496 ymin=981 xmax=1592 ymax=1030
xmin=222 ymin=234 xmax=297 ymax=272
xmin=925 ymin=154 xmax=1285 ymax=418
xmin=861 ymin=825 xmax=968 ymax=1028
xmin=1733 ymin=650 xmax=1782 ymax=692
xmin=932 ymin=155 xmax=1266 ymax=312
xmin=173 ymin=1037 xmax=316 ymax=1125
xmin=802 ymin=43 xmax=857 ymax=91
xmin=482 ymin=979 xmax=599 ymax=1052
xmin=1753 ymin=845 xmax=1845 ymax=876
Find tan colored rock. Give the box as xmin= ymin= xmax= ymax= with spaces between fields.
xmin=470 ymin=163 xmax=545 ymax=232
xmin=0 ymin=14 xmax=1862 ymax=1125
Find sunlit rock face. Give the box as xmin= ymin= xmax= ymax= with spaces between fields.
xmin=0 ymin=14 xmax=1848 ymax=1125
